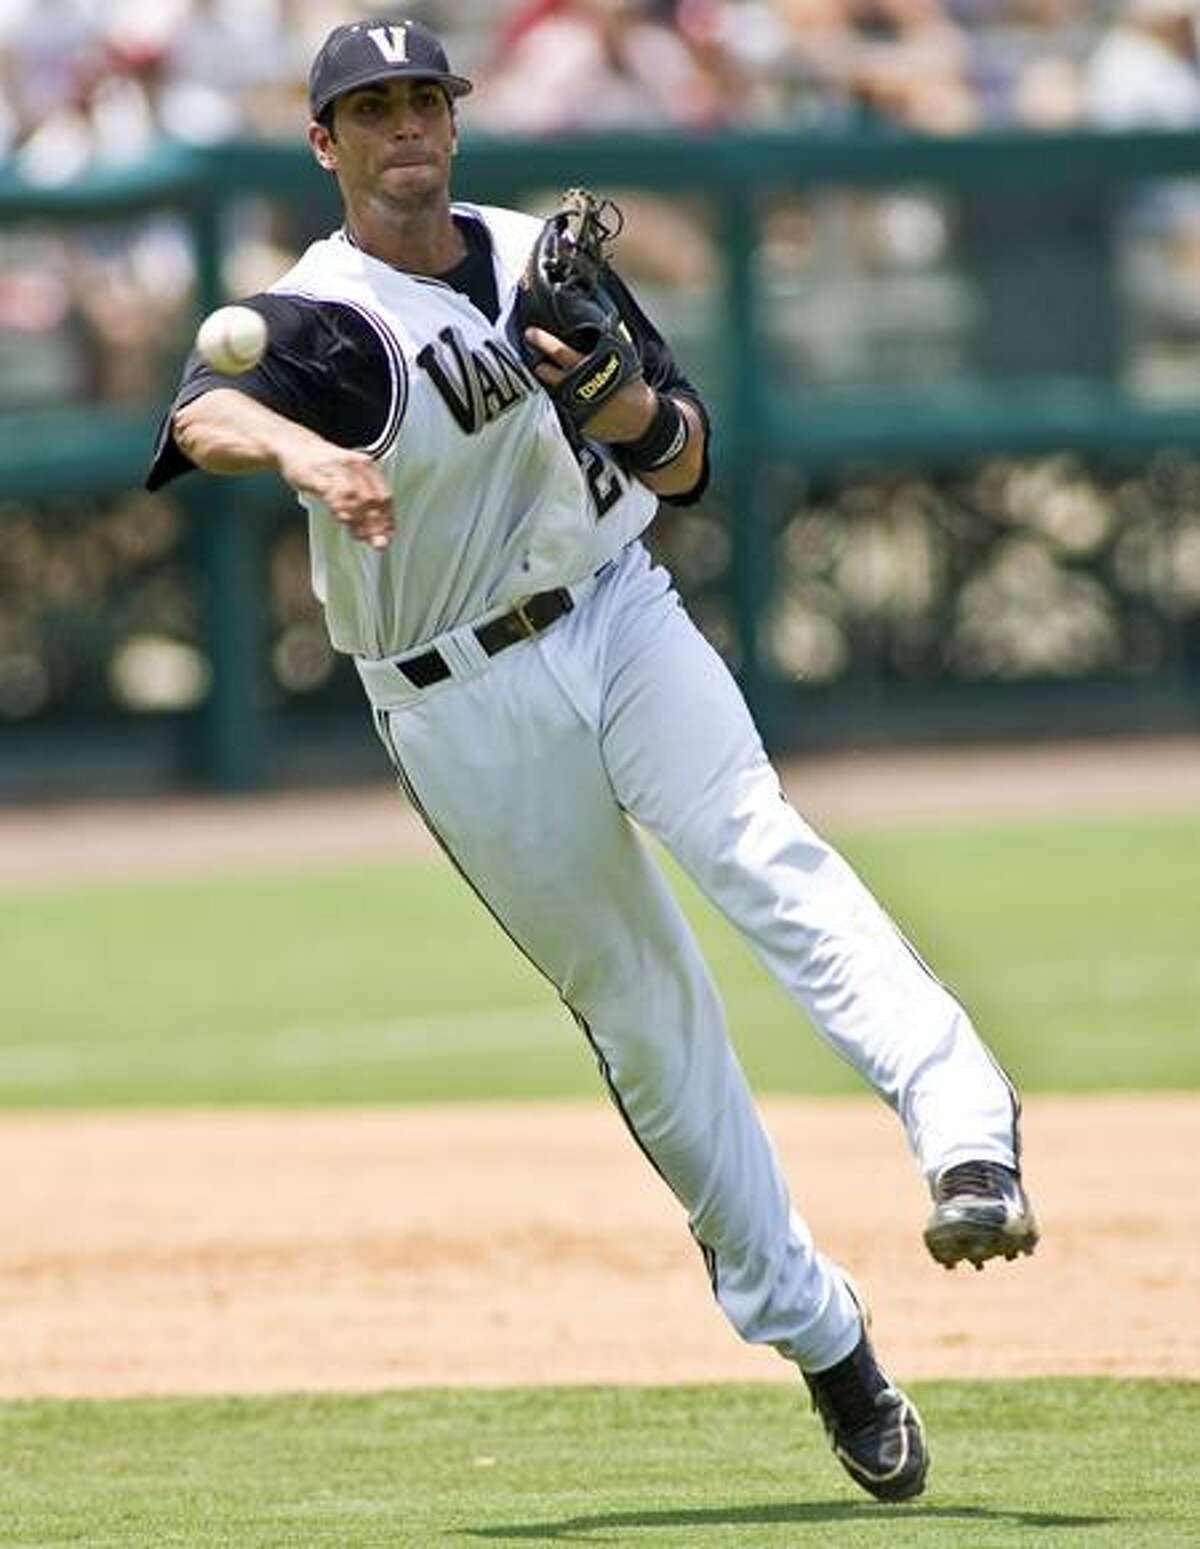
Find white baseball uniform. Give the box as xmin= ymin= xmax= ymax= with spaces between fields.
xmin=149 ymin=202 xmax=1023 ymax=1374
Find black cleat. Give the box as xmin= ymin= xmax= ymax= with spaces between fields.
xmin=924 ymin=1160 xmax=1039 ymax=1270
xmin=803 ymin=1333 xmax=928 ymax=1503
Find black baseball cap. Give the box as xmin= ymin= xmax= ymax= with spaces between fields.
xmin=309 ymin=17 xmax=473 ymax=121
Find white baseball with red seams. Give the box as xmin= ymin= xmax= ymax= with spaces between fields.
xmin=195 ymin=306 xmax=268 ymax=375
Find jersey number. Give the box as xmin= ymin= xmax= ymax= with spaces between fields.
xmin=578 ymin=444 xmax=624 ymax=521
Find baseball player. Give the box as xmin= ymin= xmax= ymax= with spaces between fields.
xmin=146 ymin=16 xmax=1038 ymax=1502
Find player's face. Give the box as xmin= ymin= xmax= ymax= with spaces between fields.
xmin=311 ymin=78 xmax=457 ymax=212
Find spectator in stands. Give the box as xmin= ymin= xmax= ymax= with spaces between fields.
xmin=772 ymin=0 xmax=981 ymax=131
xmin=474 ymin=0 xmax=736 ymax=131
xmin=961 ymin=0 xmax=1088 ymax=127
xmin=1083 ymin=0 xmax=1200 ymax=128
xmin=1082 ymin=0 xmax=1200 ymax=346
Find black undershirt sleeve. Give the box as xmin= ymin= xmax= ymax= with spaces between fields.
xmin=601 ymin=267 xmax=712 ymax=507
xmin=145 ymin=293 xmax=394 ymax=491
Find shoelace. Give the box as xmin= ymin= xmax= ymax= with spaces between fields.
xmin=939 ymin=1159 xmax=1010 ymax=1199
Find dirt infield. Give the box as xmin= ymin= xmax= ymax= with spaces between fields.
xmin=2 ymin=1094 xmax=1197 ymax=1398
xmin=2 ymin=737 xmax=1197 ymax=1399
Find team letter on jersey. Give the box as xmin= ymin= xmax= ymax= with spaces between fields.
xmin=417 ymin=327 xmax=537 ymax=434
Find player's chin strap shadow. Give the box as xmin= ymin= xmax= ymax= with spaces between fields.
xmin=463 ymin=1502 xmax=1115 ymax=1538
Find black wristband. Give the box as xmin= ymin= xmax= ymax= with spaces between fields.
xmin=621 ymin=394 xmax=690 ymax=473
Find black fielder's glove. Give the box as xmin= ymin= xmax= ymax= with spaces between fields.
xmin=509 ymin=188 xmax=642 ymax=432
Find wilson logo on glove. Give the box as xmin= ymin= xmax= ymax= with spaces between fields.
xmin=576 ymin=353 xmax=621 ymax=402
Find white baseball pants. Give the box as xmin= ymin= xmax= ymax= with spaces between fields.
xmin=363 ymin=541 xmax=1020 ymax=1373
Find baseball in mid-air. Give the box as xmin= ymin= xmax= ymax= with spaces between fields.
xmin=195 ymin=305 xmax=268 ymax=374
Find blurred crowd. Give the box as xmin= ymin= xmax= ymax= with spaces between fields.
xmin=2 ymin=0 xmax=1200 ymax=173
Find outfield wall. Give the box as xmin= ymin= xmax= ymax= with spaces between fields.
xmin=2 ymin=130 xmax=1199 ymax=795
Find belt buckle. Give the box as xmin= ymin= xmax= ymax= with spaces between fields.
xmin=511 ymin=598 xmax=538 ymax=638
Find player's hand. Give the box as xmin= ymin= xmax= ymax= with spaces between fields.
xmin=278 ymin=441 xmax=395 ymax=550
xmin=525 ymin=326 xmax=657 ymax=444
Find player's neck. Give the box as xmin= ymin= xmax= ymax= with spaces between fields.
xmin=344 ymin=193 xmax=464 ymax=276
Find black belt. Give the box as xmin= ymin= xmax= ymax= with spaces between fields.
xmin=395 ymin=586 xmax=575 ymax=689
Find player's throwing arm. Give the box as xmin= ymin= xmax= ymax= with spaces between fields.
xmin=180 ymin=315 xmax=395 ymax=551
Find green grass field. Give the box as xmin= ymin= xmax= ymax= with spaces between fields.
xmin=2 ymin=808 xmax=1196 ymax=1543
xmin=1 ymin=811 xmax=1196 ymax=1105
xmin=1 ymin=1381 xmax=1197 ymax=1546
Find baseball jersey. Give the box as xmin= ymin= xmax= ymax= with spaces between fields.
xmin=146 ymin=203 xmax=710 ymax=659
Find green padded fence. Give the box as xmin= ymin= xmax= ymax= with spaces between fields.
xmin=2 ymin=129 xmax=1199 ymax=790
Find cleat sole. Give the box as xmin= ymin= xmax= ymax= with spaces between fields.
xmin=923 ymin=1217 xmax=1039 ymax=1270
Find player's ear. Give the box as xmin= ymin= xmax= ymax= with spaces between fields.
xmin=308 ymin=119 xmax=338 ymax=172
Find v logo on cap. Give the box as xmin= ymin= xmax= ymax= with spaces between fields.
xmin=368 ymin=25 xmax=409 ymax=65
